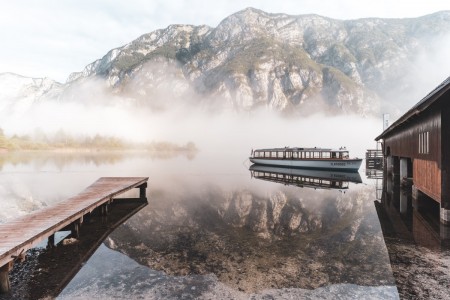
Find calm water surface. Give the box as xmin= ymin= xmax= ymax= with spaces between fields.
xmin=0 ymin=150 xmax=448 ymax=299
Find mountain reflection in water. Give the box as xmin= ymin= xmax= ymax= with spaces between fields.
xmin=106 ymin=169 xmax=393 ymax=294
xmin=0 ymin=152 xmax=399 ymax=299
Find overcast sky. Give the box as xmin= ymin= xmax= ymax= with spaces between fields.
xmin=1 ymin=0 xmax=449 ymax=82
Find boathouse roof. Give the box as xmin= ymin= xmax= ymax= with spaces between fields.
xmin=375 ymin=76 xmax=450 ymax=141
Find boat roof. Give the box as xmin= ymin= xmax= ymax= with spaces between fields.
xmin=253 ymin=147 xmax=349 ymax=152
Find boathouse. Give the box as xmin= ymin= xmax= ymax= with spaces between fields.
xmin=375 ymin=76 xmax=450 ymax=225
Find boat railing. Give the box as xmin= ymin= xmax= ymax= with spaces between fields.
xmin=253 ymin=150 xmax=350 ymax=160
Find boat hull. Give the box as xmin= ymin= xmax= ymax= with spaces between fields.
xmin=249 ymin=157 xmax=362 ymax=171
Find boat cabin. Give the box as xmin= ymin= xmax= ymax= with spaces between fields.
xmin=252 ymin=148 xmax=350 ymax=160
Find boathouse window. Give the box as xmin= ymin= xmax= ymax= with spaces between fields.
xmin=419 ymin=131 xmax=429 ymax=154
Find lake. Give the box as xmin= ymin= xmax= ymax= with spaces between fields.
xmin=0 ymin=149 xmax=449 ymax=299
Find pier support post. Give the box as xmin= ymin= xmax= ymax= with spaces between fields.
xmin=400 ymin=158 xmax=408 ymax=180
xmin=412 ymin=185 xmax=423 ymax=210
xmin=47 ymin=234 xmax=55 ymax=248
xmin=101 ymin=204 xmax=109 ymax=216
xmin=0 ymin=262 xmax=13 ymax=294
xmin=386 ymin=156 xmax=393 ymax=174
xmin=441 ymin=222 xmax=450 ymax=240
xmin=440 ymin=207 xmax=450 ymax=225
xmin=139 ymin=183 xmax=147 ymax=200
xmin=400 ymin=190 xmax=408 ymax=214
xmin=392 ymin=156 xmax=400 ymax=181
xmin=72 ymin=220 xmax=81 ymax=239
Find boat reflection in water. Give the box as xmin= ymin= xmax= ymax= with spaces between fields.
xmin=249 ymin=164 xmax=362 ymax=190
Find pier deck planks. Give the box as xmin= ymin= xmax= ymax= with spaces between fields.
xmin=0 ymin=177 xmax=148 ymax=269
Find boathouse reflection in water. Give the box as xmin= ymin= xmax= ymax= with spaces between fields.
xmin=375 ymin=170 xmax=450 ymax=249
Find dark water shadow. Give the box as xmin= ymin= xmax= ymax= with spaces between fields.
xmin=0 ymin=200 xmax=147 ymax=300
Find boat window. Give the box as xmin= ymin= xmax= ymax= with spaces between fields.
xmin=322 ymin=152 xmax=330 ymax=159
xmin=332 ymin=152 xmax=336 ymax=158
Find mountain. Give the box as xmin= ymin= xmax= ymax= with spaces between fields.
xmin=2 ymin=8 xmax=450 ymax=116
xmin=0 ymin=73 xmax=62 ymax=113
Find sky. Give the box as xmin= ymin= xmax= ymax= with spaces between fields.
xmin=0 ymin=0 xmax=449 ymax=83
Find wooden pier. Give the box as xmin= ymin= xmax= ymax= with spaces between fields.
xmin=366 ymin=149 xmax=384 ymax=169
xmin=0 ymin=177 xmax=148 ymax=293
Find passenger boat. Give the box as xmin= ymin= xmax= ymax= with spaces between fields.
xmin=249 ymin=147 xmax=362 ymax=171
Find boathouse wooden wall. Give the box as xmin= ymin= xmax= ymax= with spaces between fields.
xmin=383 ymin=108 xmax=442 ymax=203
xmin=441 ymin=91 xmax=450 ymax=209
xmin=376 ymin=77 xmax=450 ymax=213
xmin=383 ymin=109 xmax=441 ymax=162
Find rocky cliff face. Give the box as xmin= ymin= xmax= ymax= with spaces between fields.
xmin=65 ymin=8 xmax=450 ymax=115
xmin=1 ymin=9 xmax=450 ymax=116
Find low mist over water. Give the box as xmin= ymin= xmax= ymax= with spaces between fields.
xmin=0 ymin=147 xmax=398 ymax=299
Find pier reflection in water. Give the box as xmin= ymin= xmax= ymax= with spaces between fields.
xmin=0 ymin=200 xmax=147 ymax=300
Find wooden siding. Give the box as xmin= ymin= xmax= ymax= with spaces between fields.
xmin=413 ymin=159 xmax=441 ymax=203
xmin=383 ymin=109 xmax=441 ymax=165
xmin=442 ymin=91 xmax=450 ymax=209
